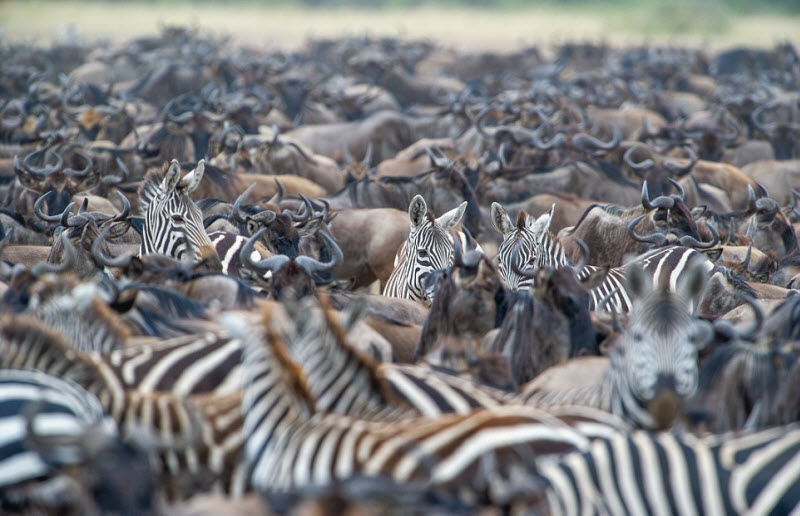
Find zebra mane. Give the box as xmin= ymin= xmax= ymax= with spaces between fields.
xmin=260 ymin=304 xmax=317 ymax=412
xmin=138 ymin=164 xmax=170 ymax=215
xmin=317 ymin=296 xmax=402 ymax=406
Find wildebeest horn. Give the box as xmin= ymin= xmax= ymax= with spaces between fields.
xmin=452 ymin=230 xmax=464 ymax=267
xmin=286 ymin=141 xmax=316 ymax=164
xmin=64 ymin=150 xmax=93 ymax=177
xmin=733 ymin=290 xmax=763 ymax=341
xmin=33 ymin=191 xmax=67 ymax=222
xmin=668 ymin=177 xmax=685 ymax=201
xmin=92 ymin=225 xmax=134 ymax=269
xmin=284 ymin=194 xmax=313 ymax=222
xmin=232 ymin=183 xmax=257 ymax=224
xmin=623 ymin=143 xmax=655 ymax=172
xmin=267 ymin=179 xmax=284 ymax=205
xmin=102 ymin=156 xmax=130 ymax=185
xmin=60 ymin=201 xmax=86 ymax=228
xmin=752 ymin=101 xmax=778 ymax=133
xmin=363 ymin=142 xmax=373 ymax=166
xmin=740 ymin=243 xmax=752 ymax=270
xmin=241 ymin=228 xmax=290 ymax=273
xmin=746 ymin=184 xmax=757 ymax=214
xmin=663 ymin=145 xmax=697 ymax=176
xmin=510 ymin=239 xmax=536 ymax=278
xmin=112 ymin=191 xmax=131 ymax=222
xmin=678 ymin=222 xmax=719 ymax=249
xmin=755 ymin=183 xmax=769 ymax=199
xmin=22 ymin=147 xmax=64 ymax=175
xmin=531 ymin=124 xmax=566 ymax=150
xmin=628 ymin=214 xmax=667 ymax=245
xmin=572 ymin=124 xmax=622 ymax=151
xmin=641 ymin=181 xmax=675 ymax=210
xmin=295 ymin=230 xmax=343 ymax=276
xmin=32 ymin=231 xmax=76 ymax=276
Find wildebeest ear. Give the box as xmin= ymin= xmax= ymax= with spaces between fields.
xmin=161 ymin=159 xmax=181 ymax=193
xmin=438 ymin=201 xmax=467 ymax=231
xmin=408 ymin=194 xmax=427 ymax=227
xmin=581 ymin=266 xmax=609 ymax=290
xmin=625 ymin=262 xmax=651 ymax=300
xmin=490 ymin=202 xmax=513 ymax=235
xmin=529 ymin=203 xmax=555 ymax=239
xmin=179 ymin=159 xmax=205 ymax=193
xmin=677 ymin=258 xmax=709 ymax=304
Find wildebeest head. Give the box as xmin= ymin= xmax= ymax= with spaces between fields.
xmin=744 ymin=184 xmax=798 ymax=262
xmin=14 ymin=146 xmax=98 ymax=218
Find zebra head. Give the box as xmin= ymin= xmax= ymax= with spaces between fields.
xmin=388 ymin=194 xmax=467 ymax=304
xmin=613 ymin=259 xmax=713 ymax=429
xmin=138 ymin=159 xmax=221 ymax=270
xmin=491 ymin=202 xmax=558 ymax=290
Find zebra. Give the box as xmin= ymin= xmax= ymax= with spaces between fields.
xmin=491 ymin=202 xmax=715 ymax=313
xmin=221 ymin=305 xmax=630 ymax=509
xmin=515 ymin=259 xmax=716 ymax=430
xmin=534 ymin=423 xmax=800 ymax=515
xmin=0 ymin=369 xmax=111 ymax=490
xmin=0 ymin=314 xmax=249 ymax=498
xmin=384 ymin=194 xmax=472 ymax=305
xmin=283 ymin=295 xmax=511 ymax=418
xmin=138 ymin=159 xmax=271 ymax=277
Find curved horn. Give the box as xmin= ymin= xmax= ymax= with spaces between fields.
xmin=623 ymin=143 xmax=655 ymax=173
xmin=32 ymin=231 xmax=76 ymax=276
xmin=91 ymin=225 xmax=134 ymax=269
xmin=628 ymin=214 xmax=667 ymax=245
xmin=572 ymin=124 xmax=622 ymax=151
xmin=240 ymin=228 xmax=290 ymax=273
xmin=112 ymin=191 xmax=131 ymax=222
xmin=63 ymin=150 xmax=93 ymax=177
xmin=232 ymin=183 xmax=256 ymax=224
xmin=267 ymin=179 xmax=284 ymax=205
xmin=343 ymin=145 xmax=354 ymax=165
xmin=746 ymin=184 xmax=757 ymax=214
xmin=295 ymin=230 xmax=344 ymax=276
xmin=23 ymin=147 xmax=64 ymax=176
xmin=736 ymin=290 xmax=764 ymax=341
xmin=641 ymin=181 xmax=675 ymax=210
xmin=33 ymin=191 xmax=65 ymax=222
xmin=531 ymin=124 xmax=566 ymax=150
xmin=663 ymin=145 xmax=697 ymax=176
xmin=362 ymin=142 xmax=373 ymax=166
xmin=668 ymin=177 xmax=685 ymax=201
xmin=678 ymin=222 xmax=719 ymax=249
xmin=452 ymin=230 xmax=464 ymax=267
xmin=740 ymin=243 xmax=752 ymax=270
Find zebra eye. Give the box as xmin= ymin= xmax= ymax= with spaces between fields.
xmin=418 ymin=249 xmax=429 ymax=258
xmin=171 ymin=214 xmax=184 ymax=223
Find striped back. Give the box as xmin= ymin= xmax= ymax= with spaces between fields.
xmin=538 ymin=424 xmax=800 ymax=515
xmin=384 ymin=195 xmax=468 ymax=305
xmin=0 ymin=369 xmax=109 ymax=488
xmin=223 ymin=307 xmax=630 ymax=504
xmin=139 ymin=159 xmax=217 ymax=264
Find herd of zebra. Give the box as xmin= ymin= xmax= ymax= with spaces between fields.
xmin=1 ymin=27 xmax=800 ymax=514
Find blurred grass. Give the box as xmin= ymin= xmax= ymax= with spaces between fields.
xmin=1 ymin=1 xmax=798 ymax=50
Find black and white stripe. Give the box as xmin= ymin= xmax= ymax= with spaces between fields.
xmin=536 ymin=424 xmax=800 ymax=515
xmin=494 ymin=206 xmax=713 ymax=312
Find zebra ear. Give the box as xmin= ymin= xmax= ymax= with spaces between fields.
xmin=491 ymin=202 xmax=513 ymax=235
xmin=408 ymin=194 xmax=427 ymax=228
xmin=529 ymin=204 xmax=554 ymax=239
xmin=625 ymin=262 xmax=651 ymax=300
xmin=438 ymin=201 xmax=467 ymax=231
xmin=677 ymin=259 xmax=709 ymax=304
xmin=179 ymin=159 xmax=205 ymax=193
xmin=161 ymin=160 xmax=181 ymax=194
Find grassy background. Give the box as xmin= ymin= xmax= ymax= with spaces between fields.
xmin=1 ymin=0 xmax=798 ymax=50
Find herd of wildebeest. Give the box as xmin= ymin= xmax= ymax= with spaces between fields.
xmin=1 ymin=26 xmax=800 ymax=514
